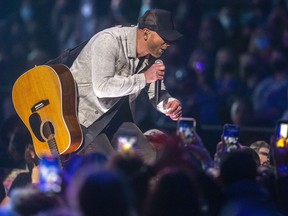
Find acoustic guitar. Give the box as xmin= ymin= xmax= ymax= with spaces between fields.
xmin=12 ymin=64 xmax=83 ymax=161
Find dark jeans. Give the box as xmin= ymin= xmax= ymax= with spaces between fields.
xmin=77 ymin=97 xmax=157 ymax=164
xmin=79 ymin=122 xmax=157 ymax=165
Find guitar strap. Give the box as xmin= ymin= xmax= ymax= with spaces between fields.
xmin=45 ymin=40 xmax=89 ymax=67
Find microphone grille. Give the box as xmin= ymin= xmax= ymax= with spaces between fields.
xmin=155 ymin=59 xmax=163 ymax=64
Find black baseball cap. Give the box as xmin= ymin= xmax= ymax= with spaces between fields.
xmin=138 ymin=9 xmax=183 ymax=42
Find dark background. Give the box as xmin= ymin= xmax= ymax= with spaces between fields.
xmin=0 ymin=0 xmax=286 ymax=154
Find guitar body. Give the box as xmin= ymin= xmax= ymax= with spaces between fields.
xmin=12 ymin=64 xmax=83 ymax=159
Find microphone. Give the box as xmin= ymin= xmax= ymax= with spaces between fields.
xmin=155 ymin=59 xmax=163 ymax=103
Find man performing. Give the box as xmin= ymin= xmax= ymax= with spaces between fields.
xmin=70 ymin=9 xmax=183 ymax=164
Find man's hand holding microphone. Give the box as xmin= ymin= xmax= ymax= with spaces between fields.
xmin=144 ymin=60 xmax=182 ymax=120
xmin=144 ymin=59 xmax=165 ymax=84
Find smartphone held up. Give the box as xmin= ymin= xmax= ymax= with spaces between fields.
xmin=116 ymin=134 xmax=138 ymax=153
xmin=39 ymin=156 xmax=62 ymax=194
xmin=275 ymin=120 xmax=288 ymax=148
xmin=176 ymin=117 xmax=196 ymax=146
xmin=223 ymin=124 xmax=240 ymax=152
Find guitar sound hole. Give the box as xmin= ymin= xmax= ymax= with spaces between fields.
xmin=42 ymin=121 xmax=55 ymax=140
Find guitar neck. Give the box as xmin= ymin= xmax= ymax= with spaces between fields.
xmin=47 ymin=138 xmax=64 ymax=169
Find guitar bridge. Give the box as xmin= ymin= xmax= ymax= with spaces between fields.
xmin=31 ymin=99 xmax=50 ymax=113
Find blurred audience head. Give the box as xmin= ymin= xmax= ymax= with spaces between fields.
xmin=215 ymin=47 xmax=238 ymax=80
xmin=230 ymin=98 xmax=254 ymax=126
xmin=198 ymin=14 xmax=226 ymax=53
xmin=249 ymin=140 xmax=270 ymax=166
xmin=239 ymin=52 xmax=262 ymax=88
xmin=108 ymin=150 xmax=145 ymax=177
xmin=73 ymin=169 xmax=134 ymax=216
xmin=270 ymin=49 xmax=288 ymax=76
xmin=8 ymin=125 xmax=32 ymax=165
xmin=146 ymin=167 xmax=201 ymax=216
xmin=8 ymin=185 xmax=62 ymax=216
xmin=249 ymin=26 xmax=272 ymax=58
xmin=144 ymin=129 xmax=169 ymax=152
xmin=63 ymin=152 xmax=108 ymax=189
xmin=220 ymin=150 xmax=258 ymax=186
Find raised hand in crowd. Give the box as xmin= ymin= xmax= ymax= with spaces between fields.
xmin=183 ymin=131 xmax=213 ymax=171
xmin=214 ymin=132 xmax=245 ymax=166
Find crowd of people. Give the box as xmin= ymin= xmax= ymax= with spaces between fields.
xmin=0 ymin=115 xmax=288 ymax=215
xmin=1 ymin=0 xmax=288 ymax=215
